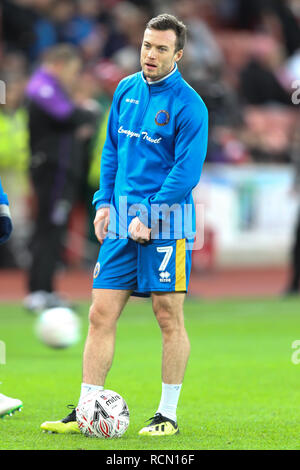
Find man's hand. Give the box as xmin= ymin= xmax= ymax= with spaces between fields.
xmin=94 ymin=207 xmax=110 ymax=244
xmin=128 ymin=216 xmax=151 ymax=244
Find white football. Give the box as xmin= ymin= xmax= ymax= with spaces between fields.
xmin=35 ymin=307 xmax=81 ymax=349
xmin=76 ymin=389 xmax=130 ymax=438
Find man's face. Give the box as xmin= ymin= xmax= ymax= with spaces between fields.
xmin=5 ymin=80 xmax=25 ymax=111
xmin=59 ymin=58 xmax=82 ymax=91
xmin=140 ymin=28 xmax=183 ymax=82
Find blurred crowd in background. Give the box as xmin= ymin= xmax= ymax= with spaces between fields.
xmin=0 ymin=0 xmax=300 ymax=274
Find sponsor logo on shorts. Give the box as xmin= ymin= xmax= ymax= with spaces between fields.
xmin=159 ymin=271 xmax=171 ymax=283
xmin=93 ymin=262 xmax=100 ymax=278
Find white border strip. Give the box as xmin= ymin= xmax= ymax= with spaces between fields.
xmin=141 ymin=63 xmax=178 ymax=85
xmin=0 ymin=205 xmax=11 ymax=217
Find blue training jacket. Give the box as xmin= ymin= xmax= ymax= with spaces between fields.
xmin=92 ymin=63 xmax=208 ymax=240
xmin=0 ymin=176 xmax=12 ymax=245
xmin=0 ymin=177 xmax=9 ymax=206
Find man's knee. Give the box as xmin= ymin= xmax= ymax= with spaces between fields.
xmin=88 ymin=301 xmax=116 ymax=331
xmin=88 ymin=289 xmax=129 ymax=330
xmin=152 ymin=295 xmax=184 ymax=333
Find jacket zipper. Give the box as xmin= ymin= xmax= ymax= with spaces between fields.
xmin=139 ymin=83 xmax=151 ymax=131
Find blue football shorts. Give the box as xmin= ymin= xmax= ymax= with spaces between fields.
xmin=92 ymin=235 xmax=193 ymax=296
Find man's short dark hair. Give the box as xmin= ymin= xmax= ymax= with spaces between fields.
xmin=146 ymin=14 xmax=187 ymax=52
xmin=42 ymin=44 xmax=81 ymax=65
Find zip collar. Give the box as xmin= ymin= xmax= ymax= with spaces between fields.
xmin=140 ymin=63 xmax=180 ymax=92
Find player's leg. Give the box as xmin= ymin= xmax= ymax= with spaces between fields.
xmin=82 ymin=288 xmax=132 ymax=388
xmin=138 ymin=292 xmax=188 ymax=436
xmin=81 ymin=237 xmax=137 ymax=389
xmin=152 ymin=292 xmax=189 ymax=385
xmin=40 ymin=237 xmax=137 ymax=433
xmin=137 ymin=238 xmax=192 ymax=436
xmin=40 ymin=288 xmax=131 ymax=434
xmin=24 ymin=169 xmax=75 ymax=312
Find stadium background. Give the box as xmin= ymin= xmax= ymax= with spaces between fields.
xmin=0 ymin=0 xmax=300 ymax=300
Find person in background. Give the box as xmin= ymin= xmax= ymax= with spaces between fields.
xmin=0 ymin=176 xmax=23 ymax=418
xmin=0 ymin=72 xmax=31 ymax=269
xmin=24 ymin=44 xmax=98 ymax=313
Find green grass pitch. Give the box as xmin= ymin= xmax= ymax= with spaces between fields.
xmin=0 ymin=296 xmax=300 ymax=450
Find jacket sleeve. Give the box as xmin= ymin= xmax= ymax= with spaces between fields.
xmin=0 ymin=177 xmax=12 ymax=245
xmin=138 ymin=98 xmax=208 ymax=227
xmin=0 ymin=177 xmax=9 ymax=206
xmin=92 ymin=89 xmax=120 ymax=210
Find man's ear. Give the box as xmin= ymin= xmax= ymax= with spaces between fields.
xmin=174 ymin=49 xmax=183 ymax=63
